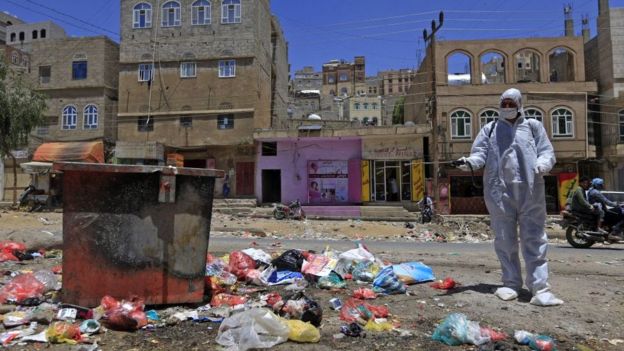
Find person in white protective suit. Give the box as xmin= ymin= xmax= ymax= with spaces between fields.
xmin=457 ymin=88 xmax=563 ymax=306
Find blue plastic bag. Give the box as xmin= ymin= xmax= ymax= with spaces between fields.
xmin=267 ymin=271 xmax=304 ymax=285
xmin=372 ymin=267 xmax=407 ymax=295
xmin=392 ymin=262 xmax=435 ymax=285
xmin=432 ymin=313 xmax=490 ymax=346
xmin=317 ymin=271 xmax=347 ymax=289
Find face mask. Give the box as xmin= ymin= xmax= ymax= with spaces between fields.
xmin=499 ymin=108 xmax=518 ymax=120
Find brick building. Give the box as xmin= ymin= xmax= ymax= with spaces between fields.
xmin=321 ymin=56 xmax=366 ymax=98
xmin=115 ymin=0 xmax=288 ymax=197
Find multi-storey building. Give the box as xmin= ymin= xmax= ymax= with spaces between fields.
xmin=288 ymin=66 xmax=322 ymax=120
xmin=0 ymin=12 xmax=23 ymax=45
xmin=116 ymin=0 xmax=288 ymax=197
xmin=406 ymin=34 xmax=597 ymax=214
xmin=321 ymin=56 xmax=365 ymax=98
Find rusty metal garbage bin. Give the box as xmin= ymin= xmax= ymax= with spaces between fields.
xmin=53 ymin=162 xmax=224 ymax=307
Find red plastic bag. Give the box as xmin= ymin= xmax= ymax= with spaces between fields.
xmin=263 ymin=292 xmax=282 ymax=308
xmin=340 ymin=298 xmax=389 ymax=323
xmin=51 ymin=265 xmax=63 ymax=274
xmin=0 ymin=273 xmax=46 ymax=304
xmin=353 ymin=288 xmax=377 ymax=300
xmin=0 ymin=242 xmax=26 ymax=262
xmin=100 ymin=295 xmax=147 ymax=331
xmin=46 ymin=322 xmax=83 ymax=344
xmin=205 ymin=276 xmax=226 ymax=296
xmin=430 ymin=277 xmax=457 ymax=290
xmin=481 ymin=327 xmax=508 ymax=342
xmin=210 ymin=293 xmax=248 ymax=307
xmin=228 ymin=251 xmax=256 ymax=280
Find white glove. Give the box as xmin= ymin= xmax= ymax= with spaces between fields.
xmin=534 ymin=163 xmax=549 ymax=175
xmin=457 ymin=157 xmax=472 ymax=172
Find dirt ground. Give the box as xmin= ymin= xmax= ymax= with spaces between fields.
xmin=0 ymin=209 xmax=622 ymax=350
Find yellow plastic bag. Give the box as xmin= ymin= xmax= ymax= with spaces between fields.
xmin=46 ymin=322 xmax=82 ymax=344
xmin=364 ymin=319 xmax=394 ymax=332
xmin=284 ymin=319 xmax=320 ymax=343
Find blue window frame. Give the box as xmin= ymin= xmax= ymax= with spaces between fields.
xmin=192 ymin=0 xmax=211 ymax=25
xmin=84 ymin=105 xmax=98 ymax=129
xmin=72 ymin=61 xmax=87 ymax=80
xmin=133 ymin=3 xmax=152 ymax=28
xmin=221 ymin=0 xmax=241 ymax=24
xmin=62 ymin=106 xmax=77 ymax=130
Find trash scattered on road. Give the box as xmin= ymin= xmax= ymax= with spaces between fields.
xmin=432 ymin=313 xmax=495 ymax=346
xmin=514 ymin=330 xmax=557 ymax=351
xmin=216 ymin=308 xmax=289 ymax=351
xmin=430 ymin=277 xmax=458 ymax=290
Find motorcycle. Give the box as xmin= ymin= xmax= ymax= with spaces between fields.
xmin=273 ymin=199 xmax=306 ymax=220
xmin=561 ymin=205 xmax=624 ymax=248
xmin=420 ymin=202 xmax=433 ymax=224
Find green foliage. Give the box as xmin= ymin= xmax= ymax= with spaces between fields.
xmin=0 ymin=61 xmax=47 ymax=157
xmin=392 ymin=97 xmax=405 ymax=125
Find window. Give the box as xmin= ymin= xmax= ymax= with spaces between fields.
xmin=19 ymin=32 xmax=24 ymax=41
xmin=481 ymin=51 xmax=505 ymax=84
xmin=72 ymin=61 xmax=88 ymax=80
xmin=339 ymin=73 xmax=348 ymax=81
xmin=133 ymin=3 xmax=153 ymax=28
xmin=551 ymin=108 xmax=573 ymax=138
xmin=218 ymin=114 xmax=234 ymax=129
xmin=261 ymin=142 xmax=277 ymax=156
xmin=192 ymin=0 xmax=211 ymax=25
xmin=138 ymin=63 xmax=153 ymax=82
xmin=398 ymin=86 xmax=403 ymax=92
xmin=218 ymin=60 xmax=236 ymax=77
xmin=515 ymin=49 xmax=540 ymax=83
xmin=524 ymin=108 xmax=544 ymax=123
xmin=10 ymin=52 xmax=19 ymax=65
xmin=372 ymin=103 xmax=378 ymax=110
xmin=451 ymin=109 xmax=472 ymax=139
xmin=180 ymin=62 xmax=196 ymax=78
xmin=549 ymin=47 xmax=574 ymax=82
xmin=138 ymin=117 xmax=154 ymax=132
xmin=447 ymin=51 xmax=472 ymax=86
xmin=479 ymin=109 xmax=499 ymax=129
xmin=180 ymin=116 xmax=192 ymax=127
xmin=83 ymin=105 xmax=98 ymax=129
xmin=39 ymin=66 xmax=51 ymax=84
xmin=340 ymin=87 xmax=348 ymax=96
xmin=363 ymin=103 xmax=369 ymax=110
xmin=40 ymin=29 xmax=46 ymax=38
xmin=221 ymin=0 xmax=241 ymax=24
xmin=620 ymin=110 xmax=624 ymax=143
xmin=62 ymin=106 xmax=77 ymax=130
xmin=354 ymin=103 xmax=360 ymax=110
xmin=372 ymin=117 xmax=378 ymax=126
xmin=32 ymin=30 xmax=38 ymax=40
xmin=10 ymin=33 xmax=15 ymax=42
xmin=329 ymin=89 xmax=335 ymax=96
xmin=162 ymin=1 xmax=181 ymax=27
xmin=363 ymin=117 xmax=370 ymax=125
xmin=327 ymin=75 xmax=335 ymax=84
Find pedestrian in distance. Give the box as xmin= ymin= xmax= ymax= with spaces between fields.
xmin=456 ymin=88 xmax=563 ymax=306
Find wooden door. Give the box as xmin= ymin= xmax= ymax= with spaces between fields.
xmin=236 ymin=162 xmax=255 ymax=196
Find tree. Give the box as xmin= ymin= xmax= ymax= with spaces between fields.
xmin=0 ymin=61 xmax=47 ymax=204
xmin=392 ymin=97 xmax=405 ymax=125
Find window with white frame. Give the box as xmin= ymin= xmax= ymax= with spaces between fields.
xmin=451 ymin=109 xmax=472 ymax=139
xmin=62 ymin=106 xmax=77 ymax=130
xmin=138 ymin=63 xmax=153 ymax=82
xmin=551 ymin=107 xmax=574 ymax=138
xmin=219 ymin=60 xmax=236 ymax=77
xmin=524 ymin=108 xmax=544 ymax=123
xmin=372 ymin=103 xmax=378 ymax=110
xmin=133 ymin=3 xmax=152 ymax=28
xmin=192 ymin=0 xmax=211 ymax=25
xmin=354 ymin=102 xmax=360 ymax=110
xmin=221 ymin=0 xmax=241 ymax=24
xmin=619 ymin=110 xmax=624 ymax=143
xmin=218 ymin=114 xmax=234 ymax=129
xmin=479 ymin=109 xmax=499 ymax=129
xmin=339 ymin=73 xmax=348 ymax=81
xmin=180 ymin=62 xmax=197 ymax=78
xmin=83 ymin=105 xmax=98 ymax=129
xmin=162 ymin=1 xmax=181 ymax=27
xmin=363 ymin=103 xmax=369 ymax=110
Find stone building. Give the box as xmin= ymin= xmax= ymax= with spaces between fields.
xmin=406 ymin=35 xmax=597 ymax=214
xmin=116 ymin=0 xmax=288 ymax=198
xmin=288 ymin=66 xmax=322 ymax=120
xmin=321 ymin=56 xmax=365 ymax=98
xmin=584 ymin=0 xmax=624 ymax=189
xmin=0 ymin=12 xmax=23 ymax=45
xmin=4 ymin=21 xmax=66 ymax=53
xmin=344 ymin=95 xmax=383 ymax=126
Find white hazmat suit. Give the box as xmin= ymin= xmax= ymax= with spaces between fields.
xmin=459 ymin=88 xmax=562 ymax=306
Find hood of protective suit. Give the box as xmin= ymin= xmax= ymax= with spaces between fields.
xmin=499 ymin=88 xmax=525 ymax=119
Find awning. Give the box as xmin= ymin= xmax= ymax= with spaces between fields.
xmin=33 ymin=141 xmax=105 ymax=163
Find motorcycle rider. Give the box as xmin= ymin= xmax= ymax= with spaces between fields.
xmin=588 ymin=178 xmax=624 ymax=241
xmin=568 ymin=176 xmax=602 ymax=233
xmin=418 ymin=192 xmax=434 ymax=223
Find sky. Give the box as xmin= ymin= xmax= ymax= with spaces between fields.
xmin=2 ymin=0 xmax=624 ymax=75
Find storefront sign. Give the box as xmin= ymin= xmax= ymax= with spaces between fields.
xmin=558 ymin=173 xmax=578 ymax=210
xmin=308 ymin=160 xmax=349 ymax=204
xmin=362 ymin=138 xmax=422 ymax=160
xmin=411 ymin=160 xmax=424 ymax=202
xmin=361 ymin=161 xmax=370 ymax=202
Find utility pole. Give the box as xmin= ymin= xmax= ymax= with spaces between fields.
xmin=423 ymin=12 xmax=444 ymax=204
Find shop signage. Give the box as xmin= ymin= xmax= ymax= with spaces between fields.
xmin=363 ymin=139 xmax=422 ymax=160
xmin=308 ymin=160 xmax=349 ymax=204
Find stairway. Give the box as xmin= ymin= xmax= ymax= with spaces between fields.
xmin=212 ymin=198 xmax=258 ymax=216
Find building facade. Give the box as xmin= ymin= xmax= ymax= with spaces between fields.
xmin=0 ymin=12 xmax=23 ymax=45
xmin=321 ymin=56 xmax=366 ymax=98
xmin=406 ymin=36 xmax=597 ymax=214
xmin=116 ymin=0 xmax=288 ymax=197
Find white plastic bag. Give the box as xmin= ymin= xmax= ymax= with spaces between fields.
xmin=338 ymin=243 xmax=375 ymax=263
xmin=216 ymin=308 xmax=289 ymax=351
xmin=241 ymin=249 xmax=273 ymax=265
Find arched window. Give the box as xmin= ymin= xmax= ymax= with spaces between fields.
xmin=339 ymin=73 xmax=348 ymax=81
xmin=447 ymin=52 xmax=472 ymax=86
xmin=549 ymin=47 xmax=574 ymax=82
xmin=340 ymin=87 xmax=348 ymax=96
xmin=524 ymin=108 xmax=544 ymax=123
xmin=515 ymin=49 xmax=540 ymax=83
xmin=363 ymin=103 xmax=369 ymax=110
xmin=83 ymin=105 xmax=98 ymax=129
xmin=450 ymin=109 xmax=472 ymax=139
xmin=480 ymin=52 xmax=505 ymax=84
xmin=40 ymin=29 xmax=46 ymax=38
xmin=619 ymin=110 xmax=624 ymax=143
xmin=363 ymin=117 xmax=370 ymax=125
xmin=32 ymin=30 xmax=38 ymax=40
xmin=372 ymin=103 xmax=378 ymax=110
xmin=133 ymin=3 xmax=153 ymax=28
xmin=192 ymin=0 xmax=211 ymax=25
xmin=10 ymin=33 xmax=15 ymax=42
xmin=479 ymin=109 xmax=499 ymax=129
xmin=62 ymin=106 xmax=77 ymax=130
xmin=372 ymin=117 xmax=378 ymax=126
xmin=18 ymin=32 xmax=24 ymax=41
xmin=551 ymin=107 xmax=573 ymax=138
xmin=221 ymin=0 xmax=241 ymax=24
xmin=354 ymin=102 xmax=361 ymax=110
xmin=162 ymin=1 xmax=181 ymax=27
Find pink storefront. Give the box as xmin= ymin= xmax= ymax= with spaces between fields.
xmin=255 ymin=138 xmax=362 ymax=206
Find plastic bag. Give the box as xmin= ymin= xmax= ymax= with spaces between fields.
xmin=46 ymin=322 xmax=82 ymax=344
xmin=481 ymin=327 xmax=508 ymax=342
xmin=340 ymin=322 xmax=365 ymax=337
xmin=352 ymin=261 xmax=380 ymax=282
xmin=364 ymin=319 xmax=394 ymax=332
xmin=301 ymin=254 xmax=334 ymax=277
xmin=266 ymin=270 xmax=304 ymax=286
xmin=0 ymin=241 xmax=26 ymax=262
xmin=432 ymin=313 xmax=490 ymax=346
xmin=392 ymin=262 xmax=435 ymax=285
xmin=216 ymin=308 xmax=289 ymax=351
xmin=430 ymin=277 xmax=457 ymax=290
xmin=275 ymin=293 xmax=323 ymax=327
xmin=515 ymin=330 xmax=557 ymax=351
xmin=2 ymin=311 xmax=31 ymax=327
xmin=33 ymin=270 xmax=58 ymax=292
xmin=353 ymin=288 xmax=377 ymax=300
xmin=0 ymin=273 xmax=46 ymax=304
xmin=100 ymin=295 xmax=147 ymax=331
xmin=284 ymin=319 xmax=321 ymax=343
xmin=229 ymin=251 xmax=257 ymax=280
xmin=271 ymin=250 xmax=305 ymax=272
xmin=339 ymin=298 xmax=389 ymax=323
xmin=260 ymin=292 xmax=283 ymax=308
xmin=241 ymin=248 xmax=273 ymax=265
xmin=338 ymin=243 xmax=374 ymax=263
xmin=211 ymin=293 xmax=248 ymax=307
xmin=317 ymin=271 xmax=346 ymax=289
xmin=372 ymin=267 xmax=407 ymax=295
